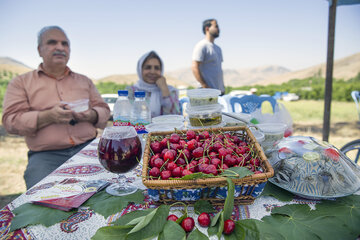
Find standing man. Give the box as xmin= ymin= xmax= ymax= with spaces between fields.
xmin=192 ymin=19 xmax=225 ymax=95
xmin=2 ymin=26 xmax=110 ymax=189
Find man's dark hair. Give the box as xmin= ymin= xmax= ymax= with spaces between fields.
xmin=202 ymin=19 xmax=215 ymax=34
xmin=143 ymin=51 xmax=162 ymax=70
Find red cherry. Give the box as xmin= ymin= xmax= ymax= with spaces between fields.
xmin=250 ymin=158 xmax=260 ymax=166
xmin=154 ymin=158 xmax=165 ymax=168
xmin=160 ymin=138 xmax=168 ymax=148
xmin=160 ymin=170 xmax=172 ymax=180
xmin=205 ymin=164 xmax=218 ymax=175
xmin=169 ymin=133 xmax=180 ymax=143
xmin=176 ymin=157 xmax=186 ymax=166
xmin=211 ymin=158 xmax=221 ymax=167
xmin=198 ymin=163 xmax=209 ymax=173
xmin=201 ymin=131 xmax=210 ymax=139
xmin=172 ymin=166 xmax=183 ymax=177
xmin=198 ymin=157 xmax=210 ymax=165
xmin=167 ymin=214 xmax=178 ymax=221
xmin=192 ymin=147 xmax=204 ymax=158
xmin=181 ymin=217 xmax=195 ymax=232
xmin=149 ymin=167 xmax=160 ymax=177
xmin=223 ymin=219 xmax=235 ymax=234
xmin=224 ymin=154 xmax=236 ymax=166
xmin=197 ymin=212 xmax=211 ymax=227
xmin=186 ymin=130 xmax=196 ymax=140
xmin=166 ymin=161 xmax=177 ymax=171
xmin=182 ymin=169 xmax=193 ymax=176
xmin=187 ymin=139 xmax=198 ymax=151
xmin=150 ymin=141 xmax=162 ymax=153
xmin=164 ymin=151 xmax=175 ymax=162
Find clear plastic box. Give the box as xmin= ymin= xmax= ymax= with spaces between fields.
xmin=186 ymin=104 xmax=222 ymax=127
xmin=187 ymin=88 xmax=221 ymax=106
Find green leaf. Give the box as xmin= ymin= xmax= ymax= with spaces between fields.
xmin=223 ymin=178 xmax=235 ymax=221
xmin=83 ymin=189 xmax=144 ymax=218
xmin=260 ymin=182 xmax=294 ymax=202
xmin=10 ymin=203 xmax=75 ymax=231
xmin=126 ymin=205 xmax=170 ymax=240
xmin=194 ymin=200 xmax=216 ymax=214
xmin=128 ymin=207 xmax=157 ymax=234
xmin=210 ymin=211 xmax=222 ymax=227
xmin=236 ymin=196 xmax=360 ymax=240
xmin=158 ymin=220 xmax=186 ymax=240
xmin=175 ymin=172 xmax=214 ymax=180
xmin=187 ymin=228 xmax=209 ymax=240
xmin=126 ymin=215 xmax=146 ymax=226
xmin=91 ymin=225 xmax=132 ymax=240
xmin=113 ymin=208 xmax=154 ymax=226
xmin=217 ymin=212 xmax=225 ymax=239
xmin=220 ymin=167 xmax=254 ymax=179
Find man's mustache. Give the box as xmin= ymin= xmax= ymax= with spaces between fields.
xmin=53 ymin=51 xmax=67 ymax=57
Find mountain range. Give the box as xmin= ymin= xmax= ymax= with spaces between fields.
xmin=1 ymin=52 xmax=359 ymax=87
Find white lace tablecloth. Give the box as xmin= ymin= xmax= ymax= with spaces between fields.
xmin=1 ymin=138 xmax=359 ymax=240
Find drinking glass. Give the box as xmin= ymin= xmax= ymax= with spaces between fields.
xmin=98 ymin=126 xmax=142 ymax=196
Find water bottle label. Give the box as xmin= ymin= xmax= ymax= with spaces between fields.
xmin=132 ymin=119 xmax=150 ymax=134
xmin=113 ymin=120 xmax=131 ymax=126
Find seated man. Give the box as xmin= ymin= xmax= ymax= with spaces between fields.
xmin=2 ymin=26 xmax=110 ymax=189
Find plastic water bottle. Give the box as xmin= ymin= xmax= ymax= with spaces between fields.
xmin=113 ymin=90 xmax=132 ymax=126
xmin=130 ymin=91 xmax=151 ymax=134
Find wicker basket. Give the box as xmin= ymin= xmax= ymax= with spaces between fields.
xmin=142 ymin=126 xmax=274 ymax=205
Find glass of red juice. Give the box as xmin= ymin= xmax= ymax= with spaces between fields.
xmin=98 ymin=126 xmax=142 ymax=196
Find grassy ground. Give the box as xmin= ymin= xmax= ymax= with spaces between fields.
xmin=0 ymin=99 xmax=359 ymax=208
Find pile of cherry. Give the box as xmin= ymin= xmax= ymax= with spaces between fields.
xmin=147 ymin=129 xmax=262 ymax=179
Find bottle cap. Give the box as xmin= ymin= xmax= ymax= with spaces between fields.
xmin=134 ymin=91 xmax=146 ymax=98
xmin=118 ymin=90 xmax=128 ymax=96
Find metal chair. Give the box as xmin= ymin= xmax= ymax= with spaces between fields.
xmin=179 ymin=97 xmax=189 ymax=115
xmin=229 ymin=95 xmax=277 ymax=113
xmin=351 ymin=90 xmax=360 ymax=121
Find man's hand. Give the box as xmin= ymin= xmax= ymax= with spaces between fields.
xmin=155 ymin=76 xmax=170 ymax=97
xmin=37 ymin=104 xmax=74 ymax=129
xmin=72 ymin=109 xmax=98 ymax=124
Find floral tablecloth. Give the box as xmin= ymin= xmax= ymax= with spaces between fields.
xmin=1 ymin=138 xmax=359 ymax=240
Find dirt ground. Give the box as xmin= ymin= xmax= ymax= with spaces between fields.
xmin=0 ymin=121 xmax=359 ymax=209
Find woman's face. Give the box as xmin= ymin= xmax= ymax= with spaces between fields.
xmin=142 ymin=58 xmax=161 ymax=84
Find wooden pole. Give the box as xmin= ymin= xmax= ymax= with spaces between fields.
xmin=323 ymin=0 xmax=337 ymax=142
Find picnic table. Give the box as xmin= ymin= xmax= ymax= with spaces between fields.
xmin=1 ymin=137 xmax=360 ymax=240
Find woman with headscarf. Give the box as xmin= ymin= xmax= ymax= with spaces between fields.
xmin=127 ymin=51 xmax=180 ymax=117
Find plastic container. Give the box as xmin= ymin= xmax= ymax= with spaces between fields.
xmin=130 ymin=91 xmax=151 ymax=134
xmin=223 ymin=112 xmax=252 ymax=127
xmin=146 ymin=122 xmax=184 ymax=132
xmin=249 ymin=128 xmax=265 ymax=144
xmin=186 ymin=104 xmax=222 ymax=127
xmin=187 ymin=88 xmax=221 ymax=106
xmin=256 ymin=123 xmax=287 ymax=151
xmin=113 ymin=90 xmax=132 ymax=126
xmin=61 ymin=99 xmax=89 ymax=112
xmin=152 ymin=115 xmax=184 ymax=124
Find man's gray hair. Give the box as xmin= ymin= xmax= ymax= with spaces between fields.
xmin=37 ymin=26 xmax=68 ymax=46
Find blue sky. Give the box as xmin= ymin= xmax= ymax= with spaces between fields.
xmin=0 ymin=0 xmax=359 ymax=79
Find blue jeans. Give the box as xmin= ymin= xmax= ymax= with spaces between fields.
xmin=24 ymin=139 xmax=93 ymax=189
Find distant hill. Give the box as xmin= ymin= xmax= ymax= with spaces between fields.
xmin=2 ymin=52 xmax=359 ymax=87
xmin=258 ymin=52 xmax=360 ymax=85
xmin=0 ymin=57 xmax=32 ymax=75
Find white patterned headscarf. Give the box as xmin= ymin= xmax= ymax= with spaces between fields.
xmin=133 ymin=51 xmax=164 ymax=117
